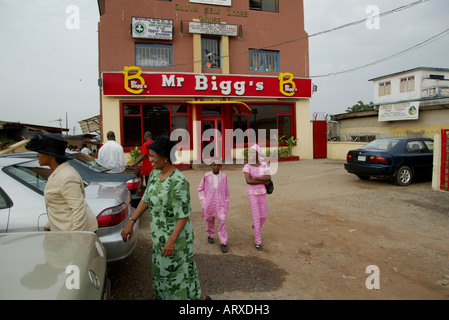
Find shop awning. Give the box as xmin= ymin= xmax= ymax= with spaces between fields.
xmin=185 ymin=101 xmax=252 ymax=114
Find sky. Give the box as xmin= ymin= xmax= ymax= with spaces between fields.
xmin=0 ymin=0 xmax=448 ymax=134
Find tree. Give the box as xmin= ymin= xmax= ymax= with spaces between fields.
xmin=346 ymin=100 xmax=374 ymax=113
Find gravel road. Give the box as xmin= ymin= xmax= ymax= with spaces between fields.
xmin=107 ymin=159 xmax=449 ymax=300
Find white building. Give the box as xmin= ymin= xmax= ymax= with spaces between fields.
xmin=329 ymin=67 xmax=449 ymax=144
xmin=370 ymin=67 xmax=449 ymax=103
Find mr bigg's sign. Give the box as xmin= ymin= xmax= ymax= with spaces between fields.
xmin=102 ymin=67 xmax=312 ymax=99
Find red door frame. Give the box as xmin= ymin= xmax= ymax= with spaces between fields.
xmin=441 ymin=129 xmax=449 ymax=191
xmin=201 ymin=117 xmax=224 ymax=160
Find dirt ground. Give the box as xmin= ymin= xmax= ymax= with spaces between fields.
xmin=107 ymin=159 xmax=449 ymax=300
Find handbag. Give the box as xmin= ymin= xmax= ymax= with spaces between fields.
xmin=266 ymin=181 xmax=274 ymax=194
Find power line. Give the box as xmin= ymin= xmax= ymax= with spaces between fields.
xmin=173 ymin=0 xmax=431 ymax=68
xmin=310 ymin=26 xmax=449 ymax=78
xmin=307 ymin=0 xmax=430 ymax=39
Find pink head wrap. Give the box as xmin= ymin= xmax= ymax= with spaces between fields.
xmin=249 ymin=144 xmax=265 ymax=163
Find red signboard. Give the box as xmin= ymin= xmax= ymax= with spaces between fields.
xmin=102 ymin=67 xmax=312 ymax=99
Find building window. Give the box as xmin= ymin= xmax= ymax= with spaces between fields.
xmin=249 ymin=49 xmax=279 ymax=72
xmin=429 ymin=74 xmax=445 ymax=80
xmin=249 ymin=0 xmax=279 ymax=12
xmin=400 ymin=76 xmax=415 ymax=93
xmin=122 ymin=103 xmax=191 ymax=151
xmin=135 ymin=43 xmax=172 ymax=67
xmin=232 ymin=104 xmax=294 ymax=146
xmin=202 ymin=37 xmax=221 ymax=68
xmin=378 ymin=81 xmax=391 ymax=96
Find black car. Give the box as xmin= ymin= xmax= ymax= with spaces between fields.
xmin=344 ymin=137 xmax=434 ymax=186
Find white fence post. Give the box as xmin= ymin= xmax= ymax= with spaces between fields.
xmin=432 ymin=133 xmax=441 ymax=191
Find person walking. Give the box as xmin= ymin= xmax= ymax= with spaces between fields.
xmin=198 ymin=161 xmax=230 ymax=253
xmin=128 ymin=131 xmax=153 ymax=185
xmin=121 ymin=136 xmax=209 ymax=300
xmin=242 ymin=144 xmax=271 ymax=251
xmin=97 ymin=131 xmax=126 ymax=170
xmin=26 ymin=133 xmax=98 ymax=232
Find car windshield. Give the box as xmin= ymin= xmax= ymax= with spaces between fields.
xmin=73 ymin=153 xmax=110 ymax=173
xmin=360 ymin=138 xmax=400 ymax=151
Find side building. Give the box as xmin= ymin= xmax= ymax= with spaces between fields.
xmin=331 ymin=67 xmax=449 ymax=142
xmin=97 ymin=0 xmax=313 ymax=164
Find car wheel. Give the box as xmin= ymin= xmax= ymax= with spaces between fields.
xmin=357 ymin=175 xmax=370 ymax=180
xmin=395 ymin=166 xmax=412 ymax=186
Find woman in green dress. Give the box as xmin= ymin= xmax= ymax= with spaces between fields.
xmin=121 ymin=136 xmax=208 ymax=300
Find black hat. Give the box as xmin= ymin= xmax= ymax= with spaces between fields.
xmin=26 ymin=133 xmax=74 ymax=160
xmin=147 ymin=136 xmax=177 ymax=162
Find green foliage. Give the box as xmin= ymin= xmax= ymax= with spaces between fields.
xmin=345 ymin=100 xmax=374 ymax=113
xmin=129 ymin=146 xmax=141 ymax=163
xmin=242 ymin=134 xmax=298 ymax=159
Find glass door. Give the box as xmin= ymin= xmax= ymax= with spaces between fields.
xmin=202 ymin=118 xmax=223 ymax=161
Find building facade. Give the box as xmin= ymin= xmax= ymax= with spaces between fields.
xmin=97 ymin=0 xmax=313 ymax=164
xmin=330 ymin=67 xmax=449 ymax=142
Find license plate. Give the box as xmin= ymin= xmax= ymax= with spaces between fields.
xmin=358 ymin=156 xmax=366 ymax=161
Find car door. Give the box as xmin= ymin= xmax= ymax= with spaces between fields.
xmin=405 ymin=140 xmax=433 ymax=178
xmin=0 ymin=187 xmax=13 ymax=233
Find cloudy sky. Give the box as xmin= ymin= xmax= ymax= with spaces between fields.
xmin=0 ymin=0 xmax=448 ymax=134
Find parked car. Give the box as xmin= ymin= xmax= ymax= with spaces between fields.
xmin=0 ymin=231 xmax=109 ymax=299
xmin=0 ymin=155 xmax=139 ymax=262
xmin=344 ymin=137 xmax=434 ymax=186
xmin=68 ymin=152 xmax=145 ymax=207
xmin=1 ymin=152 xmax=145 ymax=207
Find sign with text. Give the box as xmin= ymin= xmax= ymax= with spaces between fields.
xmin=189 ymin=21 xmax=238 ymax=36
xmin=190 ymin=0 xmax=232 ymax=6
xmin=131 ymin=17 xmax=173 ymax=40
xmin=102 ymin=68 xmax=312 ymax=99
xmin=378 ymin=102 xmax=420 ymax=121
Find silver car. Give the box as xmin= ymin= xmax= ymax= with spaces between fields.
xmin=0 ymin=231 xmax=108 ymax=300
xmin=0 ymin=155 xmax=139 ymax=262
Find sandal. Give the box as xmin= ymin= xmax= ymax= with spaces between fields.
xmin=255 ymin=244 xmax=263 ymax=251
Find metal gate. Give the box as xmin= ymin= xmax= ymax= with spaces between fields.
xmin=312 ymin=113 xmax=329 ymax=159
xmin=441 ymin=129 xmax=449 ymax=191
xmin=313 ymin=121 xmax=327 ymax=159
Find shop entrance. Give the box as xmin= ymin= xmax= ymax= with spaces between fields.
xmin=202 ymin=118 xmax=223 ymax=160
xmin=186 ymin=101 xmax=252 ymax=162
xmin=201 ymin=105 xmax=224 ymax=160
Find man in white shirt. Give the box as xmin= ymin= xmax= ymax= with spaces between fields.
xmin=97 ymin=131 xmax=126 ymax=169
xmin=80 ymin=143 xmax=91 ymax=156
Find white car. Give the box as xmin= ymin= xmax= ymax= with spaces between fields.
xmin=0 ymin=155 xmax=139 ymax=262
xmin=0 ymin=231 xmax=109 ymax=300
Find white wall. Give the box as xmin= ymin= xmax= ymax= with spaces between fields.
xmin=372 ymin=68 xmax=449 ymax=104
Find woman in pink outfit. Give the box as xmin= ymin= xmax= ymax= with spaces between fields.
xmin=242 ymin=144 xmax=271 ymax=251
xmin=198 ymin=162 xmax=230 ymax=253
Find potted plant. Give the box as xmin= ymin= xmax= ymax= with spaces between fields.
xmin=242 ymin=134 xmax=299 ymax=162
xmin=128 ymin=146 xmax=141 ymax=164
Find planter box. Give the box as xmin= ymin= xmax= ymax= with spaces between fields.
xmin=243 ymin=156 xmax=300 ymax=163
xmin=278 ymin=156 xmax=300 ymax=162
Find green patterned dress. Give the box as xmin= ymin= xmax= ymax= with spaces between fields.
xmin=142 ymin=168 xmax=202 ymax=300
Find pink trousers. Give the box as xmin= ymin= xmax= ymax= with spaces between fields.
xmin=206 ymin=217 xmax=228 ymax=245
xmin=248 ymin=194 xmax=268 ymax=245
